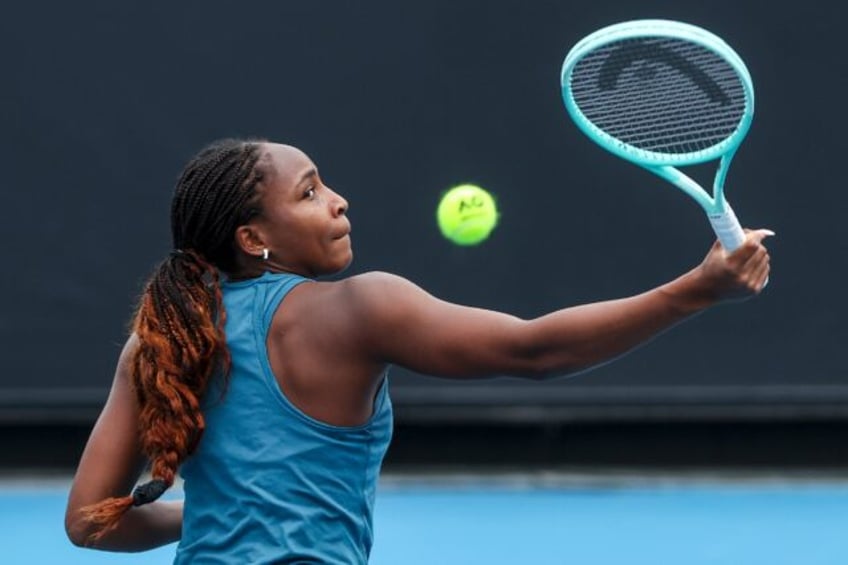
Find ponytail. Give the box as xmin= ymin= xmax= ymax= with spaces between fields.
xmin=79 ymin=138 xmax=267 ymax=543
xmin=80 ymin=251 xmax=228 ymax=541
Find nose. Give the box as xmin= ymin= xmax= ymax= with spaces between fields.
xmin=329 ymin=187 xmax=348 ymax=217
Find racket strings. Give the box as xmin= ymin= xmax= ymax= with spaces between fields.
xmin=569 ymin=37 xmax=747 ymax=154
xmin=587 ymin=105 xmax=742 ymax=138
xmin=575 ymin=62 xmax=741 ymax=113
xmin=579 ymin=75 xmax=744 ymax=131
xmin=607 ymin=115 xmax=742 ymax=149
xmin=576 ymin=78 xmax=743 ymax=125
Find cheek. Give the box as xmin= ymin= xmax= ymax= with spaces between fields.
xmin=271 ymin=212 xmax=309 ymax=246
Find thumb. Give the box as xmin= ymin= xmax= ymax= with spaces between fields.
xmin=745 ymin=228 xmax=776 ymax=245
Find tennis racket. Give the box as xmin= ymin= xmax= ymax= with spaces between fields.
xmin=560 ymin=20 xmax=754 ymax=252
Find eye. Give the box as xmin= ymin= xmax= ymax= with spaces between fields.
xmin=303 ymin=186 xmax=316 ymax=199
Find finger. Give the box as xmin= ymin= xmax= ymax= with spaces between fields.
xmin=745 ymin=228 xmax=776 ymax=246
xmin=742 ymin=245 xmax=768 ymax=271
xmin=752 ymin=260 xmax=771 ymax=291
xmin=727 ymin=229 xmax=774 ymax=263
xmin=726 ymin=237 xmax=759 ymax=263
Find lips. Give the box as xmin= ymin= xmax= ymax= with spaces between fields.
xmin=332 ymin=225 xmax=351 ymax=240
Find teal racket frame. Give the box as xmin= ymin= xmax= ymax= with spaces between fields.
xmin=561 ymin=20 xmax=755 ymax=251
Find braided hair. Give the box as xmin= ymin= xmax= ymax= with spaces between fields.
xmin=80 ymin=138 xmax=270 ymax=541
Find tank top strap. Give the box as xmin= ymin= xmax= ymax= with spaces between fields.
xmin=259 ymin=272 xmax=312 ymax=332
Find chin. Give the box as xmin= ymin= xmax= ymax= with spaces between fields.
xmin=320 ymin=251 xmax=353 ymax=277
xmin=336 ymin=252 xmax=354 ymax=274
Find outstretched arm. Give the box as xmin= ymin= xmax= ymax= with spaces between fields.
xmin=345 ymin=231 xmax=771 ymax=380
xmin=65 ymin=335 xmax=182 ymax=551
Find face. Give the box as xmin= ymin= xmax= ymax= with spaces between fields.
xmin=244 ymin=143 xmax=352 ymax=277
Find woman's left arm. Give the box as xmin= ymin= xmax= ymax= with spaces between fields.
xmin=65 ymin=334 xmax=183 ymax=551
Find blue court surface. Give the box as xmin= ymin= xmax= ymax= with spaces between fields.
xmin=4 ymin=474 xmax=846 ymax=564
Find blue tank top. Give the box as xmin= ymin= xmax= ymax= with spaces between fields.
xmin=175 ymin=271 xmax=393 ymax=564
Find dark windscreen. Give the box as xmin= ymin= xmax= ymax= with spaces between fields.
xmin=0 ymin=1 xmax=844 ymax=421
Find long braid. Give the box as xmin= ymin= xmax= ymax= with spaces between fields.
xmin=80 ymin=139 xmax=269 ymax=541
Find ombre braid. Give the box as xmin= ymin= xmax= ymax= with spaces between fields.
xmin=80 ymin=139 xmax=269 ymax=541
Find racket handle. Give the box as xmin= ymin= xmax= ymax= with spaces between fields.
xmin=707 ymin=203 xmax=746 ymax=252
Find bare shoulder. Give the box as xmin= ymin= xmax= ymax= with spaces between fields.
xmin=292 ymin=271 xmax=424 ymax=305
xmin=119 ymin=333 xmax=140 ymax=368
xmin=332 ymin=271 xmax=433 ymax=316
xmin=100 ymin=332 xmax=140 ymax=390
xmin=339 ymin=271 xmax=421 ymax=297
xmin=285 ymin=271 xmax=434 ymax=339
xmin=321 ymin=271 xmax=532 ymax=377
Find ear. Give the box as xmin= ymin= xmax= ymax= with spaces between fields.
xmin=234 ymin=224 xmax=266 ymax=258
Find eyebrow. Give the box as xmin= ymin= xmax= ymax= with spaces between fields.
xmin=296 ymin=168 xmax=318 ymax=186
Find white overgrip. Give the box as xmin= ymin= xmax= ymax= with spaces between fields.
xmin=707 ymin=203 xmax=746 ymax=252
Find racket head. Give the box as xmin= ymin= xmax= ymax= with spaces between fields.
xmin=561 ymin=20 xmax=754 ymax=166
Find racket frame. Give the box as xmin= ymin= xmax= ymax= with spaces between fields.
xmin=561 ymin=20 xmax=755 ymax=251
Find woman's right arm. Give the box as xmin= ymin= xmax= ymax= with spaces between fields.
xmin=341 ymin=231 xmax=771 ymax=380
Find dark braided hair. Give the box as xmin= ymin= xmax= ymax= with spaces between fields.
xmin=80 ymin=138 xmax=270 ymax=541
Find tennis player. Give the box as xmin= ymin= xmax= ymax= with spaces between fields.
xmin=65 ymin=139 xmax=771 ymax=563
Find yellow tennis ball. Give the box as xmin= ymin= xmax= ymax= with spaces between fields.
xmin=436 ymin=184 xmax=499 ymax=246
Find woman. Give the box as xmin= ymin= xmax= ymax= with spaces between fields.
xmin=65 ymin=138 xmax=772 ymax=563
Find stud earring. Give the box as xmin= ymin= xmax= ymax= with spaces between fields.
xmin=262 ymin=248 xmax=269 ymax=261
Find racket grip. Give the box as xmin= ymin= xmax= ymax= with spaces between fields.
xmin=707 ymin=203 xmax=746 ymax=253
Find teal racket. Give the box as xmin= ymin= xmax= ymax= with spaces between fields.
xmin=561 ymin=20 xmax=754 ymax=252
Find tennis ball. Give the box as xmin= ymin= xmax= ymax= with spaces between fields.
xmin=436 ymin=184 xmax=499 ymax=246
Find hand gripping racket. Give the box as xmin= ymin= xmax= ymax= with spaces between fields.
xmin=561 ymin=20 xmax=754 ymax=252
